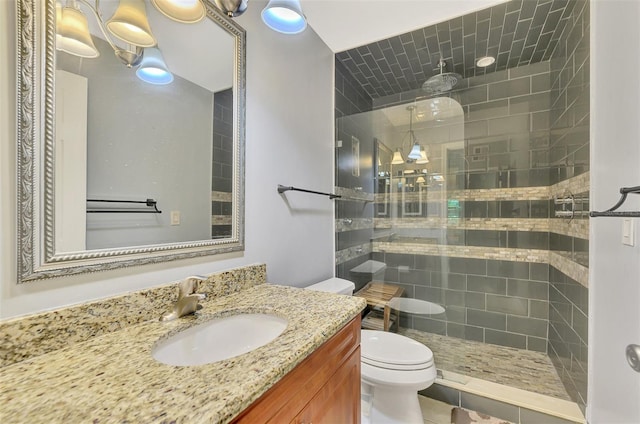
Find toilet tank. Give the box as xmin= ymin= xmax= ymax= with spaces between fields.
xmin=306 ymin=278 xmax=355 ymax=295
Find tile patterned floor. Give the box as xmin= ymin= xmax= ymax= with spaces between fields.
xmin=400 ymin=329 xmax=572 ymax=401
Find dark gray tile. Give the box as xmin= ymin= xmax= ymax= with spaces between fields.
xmin=487 ymin=294 xmax=529 ymax=316
xmin=521 ymin=408 xmax=580 ymax=424
xmin=507 ymin=315 xmax=548 ymax=338
xmin=467 ymin=99 xmax=509 ymax=120
xmin=447 ymin=322 xmax=485 ymax=342
xmin=465 ymin=292 xmax=486 ymax=310
xmin=527 ymin=336 xmax=548 ymax=353
xmin=509 ymin=92 xmax=551 ymax=114
xmin=484 ymin=329 xmax=527 ymax=349
xmin=466 ymin=230 xmax=507 ymax=247
xmin=420 ymin=384 xmax=460 ymax=406
xmin=529 ymin=299 xmax=549 ymax=319
xmin=467 ymin=275 xmax=507 ymax=295
xmin=413 ymin=316 xmax=447 ymax=335
xmin=507 ymin=278 xmax=549 ymax=300
xmin=488 ymin=77 xmax=531 ymax=100
xmin=487 ymin=260 xmax=530 ymax=279
xmin=467 ymin=309 xmax=506 ymax=330
xmin=488 ymin=114 xmax=531 ymax=135
xmin=448 ymin=258 xmax=487 ymax=276
xmin=530 ymin=263 xmax=549 ymax=281
xmin=500 ymin=200 xmax=530 ymax=218
xmin=460 ymin=393 xmax=520 ymax=423
xmin=431 ymin=272 xmax=467 ymax=290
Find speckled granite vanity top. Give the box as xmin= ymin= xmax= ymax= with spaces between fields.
xmin=0 ymin=282 xmax=366 ymax=423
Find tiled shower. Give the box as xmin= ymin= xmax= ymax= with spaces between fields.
xmin=335 ymin=0 xmax=589 ymax=412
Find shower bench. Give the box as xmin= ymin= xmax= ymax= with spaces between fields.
xmin=355 ymin=282 xmax=404 ymax=331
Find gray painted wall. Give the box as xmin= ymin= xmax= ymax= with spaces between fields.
xmin=57 ymin=38 xmax=213 ymax=249
xmin=0 ymin=0 xmax=334 ymax=317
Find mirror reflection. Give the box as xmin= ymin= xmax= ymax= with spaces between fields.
xmin=15 ymin=0 xmax=245 ymax=282
xmin=54 ymin=0 xmax=236 ymax=252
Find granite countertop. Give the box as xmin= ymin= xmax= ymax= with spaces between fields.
xmin=0 ymin=284 xmax=366 ymax=423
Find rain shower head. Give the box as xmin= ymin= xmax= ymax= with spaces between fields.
xmin=422 ymin=58 xmax=462 ymax=94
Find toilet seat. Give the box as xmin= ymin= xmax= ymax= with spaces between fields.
xmin=361 ymin=330 xmax=434 ymax=371
xmin=361 ymin=361 xmax=437 ymax=389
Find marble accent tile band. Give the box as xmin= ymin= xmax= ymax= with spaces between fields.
xmin=549 ymin=252 xmax=589 ymax=288
xmin=335 ymin=217 xmax=374 ymax=233
xmin=549 ymin=218 xmax=589 ymax=240
xmin=375 ymin=218 xmax=550 ymax=232
xmin=211 ymin=191 xmax=233 ymax=202
xmin=372 ymin=242 xmax=550 ymax=263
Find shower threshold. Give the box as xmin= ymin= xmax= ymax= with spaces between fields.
xmin=429 ymin=369 xmax=585 ymax=423
xmin=400 ymin=329 xmax=585 ymax=423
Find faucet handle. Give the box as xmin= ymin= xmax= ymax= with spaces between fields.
xmin=178 ymin=275 xmax=207 ymax=298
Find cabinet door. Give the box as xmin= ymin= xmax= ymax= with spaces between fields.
xmin=295 ymin=347 xmax=361 ymax=424
xmin=232 ymin=317 xmax=361 ymax=423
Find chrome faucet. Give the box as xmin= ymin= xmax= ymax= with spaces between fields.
xmin=160 ymin=275 xmax=207 ymax=321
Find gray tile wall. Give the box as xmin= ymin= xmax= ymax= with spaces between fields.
xmin=333 ymin=0 xmax=589 ymax=409
xmin=372 ymin=252 xmax=550 ymax=352
xmin=376 ymin=61 xmax=554 ymax=190
xmin=335 ymin=59 xmax=376 ymax=279
xmin=211 ymin=88 xmax=233 ymax=238
xmin=549 ymin=265 xmax=588 ymax=413
xmin=547 ymin=1 xmax=589 ymax=412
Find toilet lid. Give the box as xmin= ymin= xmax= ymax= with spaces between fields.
xmin=361 ymin=330 xmax=434 ymax=371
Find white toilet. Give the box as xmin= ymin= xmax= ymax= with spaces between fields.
xmin=306 ymin=277 xmax=437 ymax=424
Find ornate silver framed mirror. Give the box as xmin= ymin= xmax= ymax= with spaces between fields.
xmin=16 ymin=0 xmax=246 ymax=282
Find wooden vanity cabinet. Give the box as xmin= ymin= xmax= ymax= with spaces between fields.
xmin=232 ymin=316 xmax=361 ymax=424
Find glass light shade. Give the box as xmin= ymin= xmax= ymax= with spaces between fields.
xmin=136 ymin=47 xmax=173 ymax=85
xmin=56 ymin=5 xmax=100 ymax=58
xmin=261 ymin=0 xmax=307 ymax=34
xmin=416 ymin=149 xmax=429 ymax=164
xmin=416 ymin=176 xmax=426 ymax=184
xmin=107 ymin=0 xmax=157 ymax=47
xmin=151 ymin=0 xmax=205 ymax=23
xmin=391 ymin=150 xmax=404 ymax=165
xmin=408 ymin=143 xmax=422 ymax=160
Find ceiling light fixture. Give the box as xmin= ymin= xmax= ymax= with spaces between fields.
xmin=56 ymin=1 xmax=100 ymax=58
xmin=55 ymin=0 xmax=181 ymax=84
xmin=55 ymin=0 xmax=155 ymax=66
xmin=391 ymin=105 xmax=427 ymax=165
xmin=151 ymin=0 xmax=206 ymax=23
xmin=107 ymin=0 xmax=157 ymax=47
xmin=136 ymin=47 xmax=174 ymax=85
xmin=261 ymin=0 xmax=307 ymax=34
xmin=213 ymin=0 xmax=248 ymax=17
xmin=476 ymin=56 xmax=495 ymax=67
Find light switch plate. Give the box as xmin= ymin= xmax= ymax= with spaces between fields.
xmin=170 ymin=211 xmax=181 ymax=226
xmin=622 ymin=218 xmax=635 ymax=246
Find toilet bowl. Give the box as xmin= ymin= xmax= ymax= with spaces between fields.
xmin=305 ymin=277 xmax=437 ymax=424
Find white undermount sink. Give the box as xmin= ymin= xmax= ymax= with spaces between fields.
xmin=152 ymin=313 xmax=288 ymax=366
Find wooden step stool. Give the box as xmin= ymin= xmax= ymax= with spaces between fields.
xmin=354 ymin=282 xmax=404 ymax=331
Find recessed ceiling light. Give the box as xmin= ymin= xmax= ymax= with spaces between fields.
xmin=476 ymin=56 xmax=496 ymax=67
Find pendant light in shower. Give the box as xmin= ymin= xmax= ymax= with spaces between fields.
xmin=391 ymin=105 xmax=428 ymax=165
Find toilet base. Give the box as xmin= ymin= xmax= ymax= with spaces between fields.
xmin=361 ymin=382 xmax=424 ymax=424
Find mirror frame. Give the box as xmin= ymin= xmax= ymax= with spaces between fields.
xmin=16 ymin=0 xmax=246 ymax=283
